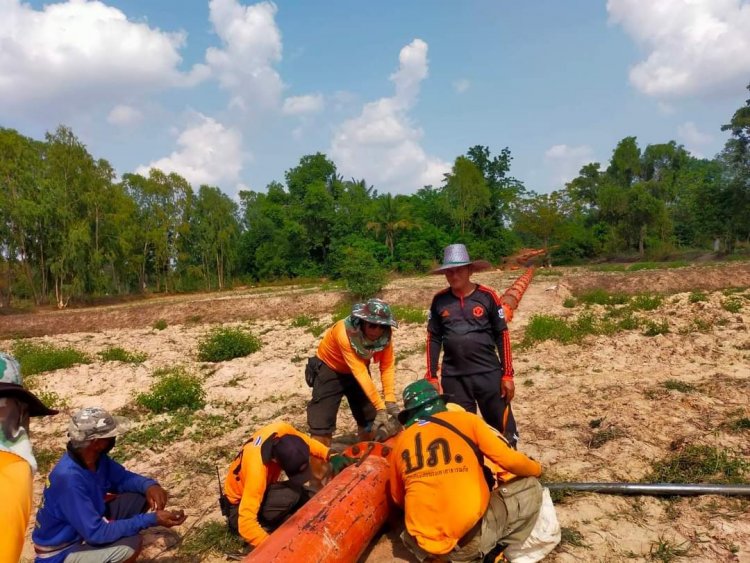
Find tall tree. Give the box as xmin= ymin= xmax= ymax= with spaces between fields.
xmin=442 ymin=156 xmax=490 ymax=234
xmin=366 ymin=193 xmax=416 ymax=258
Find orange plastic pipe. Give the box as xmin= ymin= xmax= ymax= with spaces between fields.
xmin=246 ymin=269 xmax=535 ymax=562
xmin=245 ymin=455 xmax=391 ymax=562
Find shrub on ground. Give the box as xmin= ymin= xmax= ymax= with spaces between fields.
xmin=197 ymin=327 xmax=261 ymax=362
xmin=12 ymin=341 xmax=91 ymax=375
xmin=98 ymin=347 xmax=147 ymax=364
xmin=135 ymin=367 xmax=205 ymax=412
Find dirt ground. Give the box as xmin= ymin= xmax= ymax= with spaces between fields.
xmin=4 ymin=261 xmax=750 ymax=562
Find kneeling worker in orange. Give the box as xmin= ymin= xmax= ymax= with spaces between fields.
xmin=221 ymin=421 xmax=355 ymax=548
xmin=389 ymin=381 xmax=544 ymax=563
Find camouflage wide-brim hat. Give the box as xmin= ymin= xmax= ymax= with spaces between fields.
xmin=68 ymin=406 xmax=131 ymax=442
xmin=430 ymin=243 xmax=491 ymax=274
xmin=0 ymin=352 xmax=58 ymax=417
xmin=351 ymin=298 xmax=398 ymax=328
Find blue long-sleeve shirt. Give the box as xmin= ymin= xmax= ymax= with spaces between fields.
xmin=32 ymin=446 xmax=158 ymax=563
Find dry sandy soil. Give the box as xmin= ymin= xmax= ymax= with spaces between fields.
xmin=4 ymin=261 xmax=750 ymax=562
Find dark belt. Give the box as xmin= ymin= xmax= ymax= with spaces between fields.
xmin=458 ymin=516 xmax=483 ymax=547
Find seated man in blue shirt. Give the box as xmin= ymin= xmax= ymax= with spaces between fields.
xmin=32 ymin=407 xmax=186 ymax=563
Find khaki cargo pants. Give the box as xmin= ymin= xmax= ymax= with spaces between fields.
xmin=402 ymin=477 xmax=543 ymax=562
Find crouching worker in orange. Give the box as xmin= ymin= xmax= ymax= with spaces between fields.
xmin=221 ymin=422 xmax=355 ymax=548
xmin=389 ymin=381 xmax=544 ymax=563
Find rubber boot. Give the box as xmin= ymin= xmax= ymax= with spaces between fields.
xmin=309 ymin=434 xmax=332 ymax=491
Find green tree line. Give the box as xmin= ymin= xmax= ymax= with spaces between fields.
xmin=1 ymin=85 xmax=749 ymax=308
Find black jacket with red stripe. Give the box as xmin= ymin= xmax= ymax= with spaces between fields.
xmin=426 ymin=284 xmax=514 ymax=379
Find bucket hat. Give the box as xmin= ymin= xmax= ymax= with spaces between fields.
xmin=0 ymin=352 xmax=58 ymax=416
xmin=430 ymin=244 xmax=491 ymax=274
xmin=351 ymin=298 xmax=398 ymax=328
xmin=68 ymin=407 xmax=130 ymax=442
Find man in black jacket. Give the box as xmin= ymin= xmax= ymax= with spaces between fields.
xmin=425 ymin=243 xmax=518 ymax=447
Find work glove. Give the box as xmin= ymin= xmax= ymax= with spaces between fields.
xmin=373 ymin=409 xmax=401 ymax=442
xmin=328 ymin=453 xmax=358 ymax=476
xmin=385 ymin=401 xmax=400 ymax=417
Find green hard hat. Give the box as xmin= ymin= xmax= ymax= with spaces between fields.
xmin=397 ymin=380 xmax=447 ymax=426
xmin=351 ymin=298 xmax=398 ymax=328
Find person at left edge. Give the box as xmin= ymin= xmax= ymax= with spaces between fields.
xmin=32 ymin=407 xmax=186 ymax=563
xmin=221 ymin=421 xmax=356 ymax=548
xmin=0 ymin=352 xmax=58 ymax=563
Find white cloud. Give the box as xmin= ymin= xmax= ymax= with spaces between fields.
xmin=107 ymin=105 xmax=144 ymax=126
xmin=282 ymin=94 xmax=324 ymax=115
xmin=677 ymin=121 xmax=713 ymax=156
xmin=608 ymin=0 xmax=750 ymax=98
xmin=205 ymin=0 xmax=283 ymax=112
xmin=544 ymin=144 xmax=595 ymax=188
xmin=330 ymin=39 xmax=450 ymax=194
xmin=0 ymin=0 xmax=207 ymax=117
xmin=453 ymin=78 xmax=471 ymax=94
xmin=136 ymin=114 xmax=243 ymax=189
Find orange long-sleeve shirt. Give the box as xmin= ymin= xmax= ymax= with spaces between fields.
xmin=223 ymin=422 xmax=330 ymax=547
xmin=389 ymin=410 xmax=541 ymax=555
xmin=316 ymin=320 xmax=396 ymax=410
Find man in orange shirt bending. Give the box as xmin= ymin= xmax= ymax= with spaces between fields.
xmin=306 ymin=298 xmax=401 ymax=450
xmin=389 ymin=381 xmax=545 ymax=563
xmin=222 ymin=421 xmax=355 ymax=548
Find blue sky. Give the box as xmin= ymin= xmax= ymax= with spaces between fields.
xmin=2 ymin=0 xmax=749 ymax=197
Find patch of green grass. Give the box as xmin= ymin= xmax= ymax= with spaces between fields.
xmin=642 ymin=319 xmax=669 ymax=336
xmin=522 ymin=315 xmax=577 ymax=345
xmin=630 ymin=260 xmax=689 ymax=272
xmin=152 ymin=319 xmax=168 ymax=330
xmin=522 ymin=379 xmax=534 ymax=387
xmin=663 ymin=379 xmax=696 ymax=393
xmin=727 ymin=417 xmax=750 ymax=432
xmin=291 ymin=314 xmax=315 ymax=327
xmin=588 ymin=425 xmax=624 ymax=449
xmin=646 ymin=445 xmax=749 ymax=484
xmin=722 ymin=286 xmax=747 ymax=296
xmin=33 ymin=389 xmax=70 ymax=410
xmin=115 ymin=410 xmax=195 ymax=459
xmin=560 ymin=527 xmax=587 ymax=548
xmin=578 ymin=289 xmax=630 ymax=306
xmin=97 ymin=347 xmax=147 ymax=364
xmin=688 ymin=291 xmax=708 ymax=303
xmin=562 ymin=297 xmax=577 ymax=308
xmin=12 ymin=341 xmax=91 ymax=375
xmin=136 ymin=367 xmax=205 ymax=413
xmin=35 ymin=447 xmax=60 ymax=474
xmin=648 ymin=536 xmax=691 ymax=562
xmin=307 ymin=324 xmax=327 ymax=338
xmin=691 ymin=318 xmax=713 ymax=332
xmin=722 ymin=298 xmax=743 ymax=313
xmin=522 ymin=312 xmax=602 ymax=346
xmin=590 ymin=264 xmax=629 ymax=272
xmin=189 ymin=413 xmax=239 ymax=441
xmin=391 ymin=305 xmax=427 ymax=324
xmin=535 ymin=268 xmax=563 ymax=277
xmin=197 ymin=327 xmax=261 ymax=362
xmin=332 ymin=300 xmax=354 ymax=322
xmin=631 ymin=293 xmax=663 ymax=311
xmin=179 ymin=521 xmax=247 ymax=558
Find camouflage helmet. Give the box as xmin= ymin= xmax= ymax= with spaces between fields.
xmin=351 ymin=298 xmax=398 ymax=328
xmin=397 ymin=380 xmax=448 ymax=427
